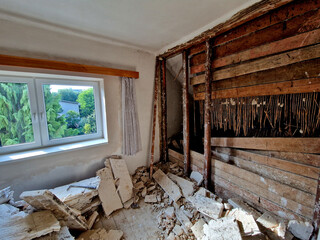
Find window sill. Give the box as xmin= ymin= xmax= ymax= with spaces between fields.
xmin=0 ymin=138 xmax=108 ymax=165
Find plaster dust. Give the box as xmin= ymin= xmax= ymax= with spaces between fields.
xmin=0 ymin=19 xmax=158 ymax=198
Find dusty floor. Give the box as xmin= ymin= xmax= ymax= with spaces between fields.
xmin=93 ymin=200 xmax=160 ymax=240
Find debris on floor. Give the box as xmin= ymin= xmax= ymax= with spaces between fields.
xmin=0 ymin=155 xmax=316 ymax=240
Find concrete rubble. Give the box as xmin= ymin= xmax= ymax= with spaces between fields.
xmin=0 ymin=156 xmax=316 ymax=240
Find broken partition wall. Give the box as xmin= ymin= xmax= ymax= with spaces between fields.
xmin=155 ymin=0 xmax=320 ymax=230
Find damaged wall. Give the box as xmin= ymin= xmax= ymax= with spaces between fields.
xmin=167 ymin=0 xmax=320 ymax=222
xmin=0 ymin=19 xmax=158 ymax=197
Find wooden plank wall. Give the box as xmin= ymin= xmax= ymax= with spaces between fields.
xmin=169 ymin=148 xmax=320 ymax=221
xmin=188 ymin=0 xmax=320 ymax=100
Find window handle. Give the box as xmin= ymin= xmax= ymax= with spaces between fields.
xmin=40 ymin=112 xmax=45 ymax=121
xmin=32 ymin=112 xmax=38 ymax=123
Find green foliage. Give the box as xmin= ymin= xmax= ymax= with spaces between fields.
xmin=59 ymin=88 xmax=79 ymax=102
xmin=77 ymin=88 xmax=95 ymax=118
xmin=65 ymin=110 xmax=80 ymax=129
xmin=0 ymin=83 xmax=34 ymax=146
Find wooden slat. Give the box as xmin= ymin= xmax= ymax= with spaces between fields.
xmin=214 ymin=0 xmax=320 ymax=46
xmin=214 ymin=8 xmax=320 ymax=58
xmin=0 ymin=54 xmax=139 ymax=78
xmin=214 ymin=168 xmax=314 ymax=218
xmin=191 ymin=58 xmax=320 ymax=89
xmin=212 ymin=150 xmax=317 ymax=194
xmin=194 ymin=78 xmax=320 ymax=100
xmin=182 ymin=51 xmax=190 ymax=176
xmin=204 ymin=40 xmax=212 ymax=188
xmin=314 ymin=174 xmax=320 ymax=231
xmin=190 ymin=27 xmax=320 ymax=69
xmin=191 ymin=42 xmax=320 ymax=77
xmin=214 ymin=147 xmax=320 ymax=179
xmin=251 ymin=150 xmax=320 ymax=168
xmin=211 ymin=137 xmax=320 ymax=154
xmin=159 ymin=0 xmax=294 ymax=58
xmin=214 ymin=28 xmax=320 ymax=68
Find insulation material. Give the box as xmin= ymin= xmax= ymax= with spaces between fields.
xmin=122 ymin=77 xmax=142 ymax=155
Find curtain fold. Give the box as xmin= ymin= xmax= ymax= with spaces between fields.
xmin=122 ymin=77 xmax=142 ymax=155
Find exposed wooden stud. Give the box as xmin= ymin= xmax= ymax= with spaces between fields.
xmin=161 ymin=59 xmax=168 ymax=162
xmin=0 ymin=54 xmax=139 ymax=78
xmin=204 ymin=40 xmax=213 ymax=189
xmin=182 ymin=51 xmax=190 ymax=176
xmin=150 ymin=58 xmax=160 ymax=178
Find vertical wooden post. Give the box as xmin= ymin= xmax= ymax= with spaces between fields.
xmin=182 ymin=50 xmax=190 ymax=176
xmin=204 ymin=40 xmax=213 ymax=189
xmin=158 ymin=60 xmax=163 ymax=161
xmin=161 ymin=59 xmax=168 ymax=162
xmin=150 ymin=58 xmax=160 ymax=178
xmin=313 ymin=174 xmax=320 ymax=234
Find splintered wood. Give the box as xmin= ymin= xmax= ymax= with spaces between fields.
xmin=110 ymin=158 xmax=133 ymax=203
xmin=20 ymin=190 xmax=88 ymax=230
xmin=0 ymin=210 xmax=60 ymax=240
xmin=96 ymin=162 xmax=123 ymax=217
xmin=153 ymin=169 xmax=182 ymax=202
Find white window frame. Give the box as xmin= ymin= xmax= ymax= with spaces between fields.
xmin=0 ymin=71 xmax=106 ymax=155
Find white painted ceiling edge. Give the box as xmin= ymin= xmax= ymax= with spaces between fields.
xmin=0 ymin=0 xmax=260 ymax=56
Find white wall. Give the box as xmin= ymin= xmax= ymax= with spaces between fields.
xmin=0 ymin=19 xmax=159 ymax=198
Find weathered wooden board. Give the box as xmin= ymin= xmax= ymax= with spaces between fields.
xmin=20 ymin=190 xmax=88 ymax=230
xmin=211 ymin=137 xmax=320 ymax=154
xmin=191 ymin=57 xmax=320 ymax=88
xmin=110 ymin=159 xmax=133 ymax=203
xmin=96 ymin=162 xmax=123 ymax=217
xmin=212 ymin=150 xmax=317 ymax=194
xmin=153 ymin=169 xmax=182 ymax=202
xmin=214 ymin=147 xmax=320 ymax=179
xmin=214 ymin=8 xmax=320 ymax=58
xmin=194 ymin=78 xmax=320 ymax=100
xmin=0 ymin=210 xmax=61 ymax=240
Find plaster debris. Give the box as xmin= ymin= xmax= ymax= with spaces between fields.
xmin=96 ymin=161 xmax=123 ymax=217
xmin=191 ymin=219 xmax=205 ymax=240
xmin=167 ymin=172 xmax=195 ymax=197
xmin=145 ymin=194 xmax=158 ymax=203
xmin=0 ymin=203 xmax=20 ymax=217
xmin=0 ymin=210 xmax=61 ymax=240
xmin=228 ymin=198 xmax=261 ymax=220
xmin=175 ymin=207 xmax=192 ymax=233
xmin=153 ymin=169 xmax=182 ymax=202
xmin=0 ymin=186 xmax=14 ymax=204
xmin=227 ymin=208 xmax=260 ymax=236
xmin=165 ymin=207 xmax=175 ymax=219
xmin=190 ymin=171 xmax=204 ymax=186
xmin=187 ymin=194 xmax=223 ymax=219
xmin=110 ymin=158 xmax=133 ymax=203
xmin=288 ymin=220 xmax=313 ymax=240
xmin=37 ymin=226 xmax=75 ymax=240
xmin=257 ymin=212 xmax=279 ymax=229
xmin=202 ymin=217 xmax=242 ymax=240
xmin=173 ymin=224 xmax=184 ymax=236
xmin=20 ymin=190 xmax=88 ymax=230
xmin=224 ymin=203 xmax=232 ymax=210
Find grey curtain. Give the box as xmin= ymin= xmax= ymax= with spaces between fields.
xmin=122 ymin=77 xmax=142 ymax=155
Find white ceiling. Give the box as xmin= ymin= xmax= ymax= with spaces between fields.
xmin=0 ymin=0 xmax=258 ymax=54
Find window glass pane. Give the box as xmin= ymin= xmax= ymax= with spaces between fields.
xmin=43 ymin=84 xmax=97 ymax=140
xmin=0 ymin=82 xmax=34 ymax=147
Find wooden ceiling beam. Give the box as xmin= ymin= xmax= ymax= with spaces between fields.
xmin=0 ymin=54 xmax=139 ymax=78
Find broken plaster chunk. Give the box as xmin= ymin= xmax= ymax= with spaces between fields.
xmin=145 ymin=194 xmax=158 ymax=203
xmin=227 ymin=209 xmax=260 ymax=236
xmin=0 ymin=203 xmax=20 ymax=217
xmin=153 ymin=169 xmax=182 ymax=202
xmin=191 ymin=219 xmax=206 ymax=240
xmin=167 ymin=172 xmax=195 ymax=197
xmin=173 ymin=225 xmax=184 ymax=236
xmin=141 ymin=187 xmax=147 ymax=197
xmin=190 ymin=171 xmax=204 ymax=186
xmin=134 ymin=181 xmax=145 ymax=190
xmin=187 ymin=194 xmax=223 ymax=219
xmin=175 ymin=207 xmax=192 ymax=233
xmin=165 ymin=207 xmax=175 ymax=219
xmin=202 ymin=217 xmax=242 ymax=240
xmin=0 ymin=186 xmax=14 ymax=204
xmin=228 ymin=198 xmax=261 ymax=220
xmin=195 ymin=187 xmax=216 ymax=199
xmin=288 ymin=220 xmax=313 ymax=240
xmin=224 ymin=203 xmax=233 ymax=210
xmin=257 ymin=212 xmax=279 ymax=229
xmin=166 ymin=232 xmax=175 ymax=240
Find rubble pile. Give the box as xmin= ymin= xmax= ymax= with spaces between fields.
xmin=0 ymin=157 xmax=317 ymax=240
